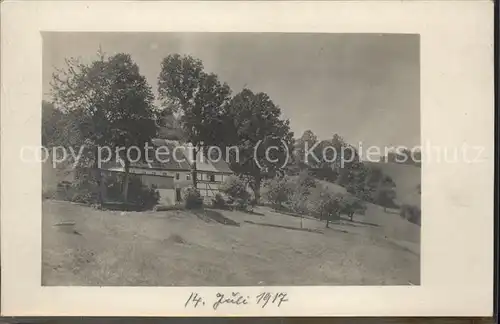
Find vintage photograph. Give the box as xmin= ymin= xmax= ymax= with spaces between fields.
xmin=40 ymin=32 xmax=421 ymax=287
xmin=1 ymin=0 xmax=494 ymax=317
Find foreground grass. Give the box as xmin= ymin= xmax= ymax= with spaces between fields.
xmin=42 ymin=200 xmax=419 ymax=286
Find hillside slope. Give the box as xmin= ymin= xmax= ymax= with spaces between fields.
xmin=42 ymin=200 xmax=419 ymax=286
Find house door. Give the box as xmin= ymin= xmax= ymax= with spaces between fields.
xmin=175 ymin=188 xmax=182 ymax=202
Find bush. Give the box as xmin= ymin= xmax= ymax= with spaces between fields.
xmin=220 ymin=176 xmax=250 ymax=199
xmin=220 ymin=176 xmax=251 ymax=210
xmin=183 ymin=186 xmax=203 ymax=209
xmin=400 ymin=204 xmax=421 ymax=226
xmin=212 ymin=193 xmax=228 ymax=209
xmin=126 ymin=177 xmax=160 ymax=210
xmin=104 ymin=174 xmax=159 ymax=210
xmin=69 ymin=178 xmax=100 ymax=204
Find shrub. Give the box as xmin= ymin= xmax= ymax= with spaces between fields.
xmin=69 ymin=177 xmax=100 ymax=204
xmin=212 ymin=193 xmax=228 ymax=209
xmin=220 ymin=176 xmax=251 ymax=210
xmin=183 ymin=186 xmax=203 ymax=209
xmin=220 ymin=176 xmax=250 ymax=200
xmin=400 ymin=204 xmax=421 ymax=226
xmin=127 ymin=177 xmax=160 ymax=210
xmin=104 ymin=174 xmax=159 ymax=210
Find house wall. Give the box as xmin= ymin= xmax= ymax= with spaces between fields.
xmin=102 ymin=166 xmax=233 ymax=203
xmin=157 ymin=189 xmax=176 ymax=206
xmin=196 ymin=172 xmax=227 ymax=183
xmin=139 ymin=174 xmax=173 ymax=190
xmin=172 ymin=171 xmax=192 ymax=188
xmin=194 ymin=172 xmax=232 ymax=197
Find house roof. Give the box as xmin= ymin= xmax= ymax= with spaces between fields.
xmin=210 ymin=159 xmax=233 ymax=174
xmin=179 ymin=143 xmax=234 ymax=174
xmin=101 ymin=139 xmax=233 ymax=174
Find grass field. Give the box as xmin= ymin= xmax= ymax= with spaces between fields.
xmin=42 ymin=199 xmax=419 ymax=286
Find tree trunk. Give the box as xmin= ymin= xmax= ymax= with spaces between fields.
xmin=349 ymin=212 xmax=354 ymax=221
xmin=325 ymin=218 xmax=330 ymax=228
xmin=122 ymin=160 xmax=130 ymax=203
xmin=191 ymin=149 xmax=198 ymax=189
xmin=93 ymin=146 xmax=103 ymax=207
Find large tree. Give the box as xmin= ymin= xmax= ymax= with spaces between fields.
xmin=42 ymin=100 xmax=65 ymax=147
xmin=157 ymin=54 xmax=232 ymax=188
xmin=51 ymin=52 xmax=158 ymax=202
xmin=226 ymin=89 xmax=294 ymax=203
xmin=157 ymin=104 xmax=185 ymax=141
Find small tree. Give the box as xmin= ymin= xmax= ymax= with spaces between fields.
xmin=264 ymin=176 xmax=292 ymax=210
xmin=340 ymin=196 xmax=367 ymax=221
xmin=315 ymin=191 xmax=343 ymax=228
xmin=289 ymin=170 xmax=317 ymax=228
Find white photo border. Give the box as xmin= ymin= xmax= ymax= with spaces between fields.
xmin=0 ymin=0 xmax=494 ymax=317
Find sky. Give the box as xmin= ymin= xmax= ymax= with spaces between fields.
xmin=42 ymin=32 xmax=420 ymax=150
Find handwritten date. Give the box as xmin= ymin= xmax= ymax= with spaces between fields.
xmin=184 ymin=292 xmax=288 ymax=309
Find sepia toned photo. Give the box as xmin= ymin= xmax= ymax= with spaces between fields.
xmin=40 ymin=32 xmax=421 ymax=287
xmin=1 ymin=0 xmax=493 ymax=317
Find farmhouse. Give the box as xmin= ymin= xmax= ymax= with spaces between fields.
xmin=100 ymin=139 xmax=234 ymax=205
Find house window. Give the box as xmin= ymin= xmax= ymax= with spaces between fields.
xmin=210 ymin=174 xmax=215 ymax=182
xmin=186 ymin=174 xmax=191 ymax=180
xmin=176 ymin=173 xmax=180 ymax=180
xmin=163 ymin=172 xmax=168 ymax=176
